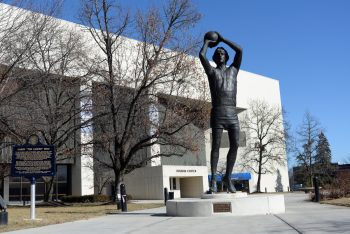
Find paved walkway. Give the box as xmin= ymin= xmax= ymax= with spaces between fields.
xmin=5 ymin=193 xmax=350 ymax=234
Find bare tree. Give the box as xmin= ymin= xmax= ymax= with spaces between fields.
xmin=240 ymin=100 xmax=287 ymax=193
xmin=5 ymin=9 xmax=89 ymax=201
xmin=0 ymin=1 xmax=76 ymax=192
xmin=295 ymin=111 xmax=321 ymax=187
xmin=0 ymin=1 xmax=44 ymax=138
xmin=93 ymin=163 xmax=112 ymax=195
xmin=0 ymin=0 xmax=73 ymax=144
xmin=282 ymin=109 xmax=296 ymax=164
xmin=79 ymin=0 xmax=206 ymax=201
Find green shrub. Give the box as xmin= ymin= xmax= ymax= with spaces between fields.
xmin=60 ymin=194 xmax=111 ymax=203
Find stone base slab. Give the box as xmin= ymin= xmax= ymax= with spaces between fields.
xmin=166 ymin=194 xmax=285 ymax=217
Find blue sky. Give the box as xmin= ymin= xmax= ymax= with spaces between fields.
xmin=190 ymin=0 xmax=350 ymax=165
xmin=9 ymin=0 xmax=350 ymax=165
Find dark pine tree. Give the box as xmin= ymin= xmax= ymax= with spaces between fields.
xmin=315 ymin=131 xmax=331 ymax=164
xmin=315 ymin=131 xmax=334 ymax=185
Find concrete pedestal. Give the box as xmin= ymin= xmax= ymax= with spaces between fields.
xmin=166 ymin=194 xmax=285 ymax=217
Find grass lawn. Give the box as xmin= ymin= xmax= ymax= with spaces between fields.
xmin=321 ymin=197 xmax=350 ymax=207
xmin=0 ymin=203 xmax=164 ymax=233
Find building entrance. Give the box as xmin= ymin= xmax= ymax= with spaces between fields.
xmin=179 ymin=176 xmax=203 ymax=198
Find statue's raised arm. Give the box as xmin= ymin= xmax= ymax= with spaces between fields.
xmin=199 ymin=34 xmax=216 ymax=75
xmin=217 ymin=33 xmax=243 ymax=70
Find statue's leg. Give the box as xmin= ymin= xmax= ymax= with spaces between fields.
xmin=223 ymin=125 xmax=240 ymax=193
xmin=210 ymin=128 xmax=223 ymax=192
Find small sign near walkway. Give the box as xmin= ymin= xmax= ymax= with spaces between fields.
xmin=11 ymin=134 xmax=56 ymax=220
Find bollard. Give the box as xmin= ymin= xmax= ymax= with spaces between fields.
xmin=313 ymin=177 xmax=320 ymax=202
xmin=120 ymin=184 xmax=127 ymax=212
xmin=164 ymin=187 xmax=168 ymax=205
xmin=0 ymin=212 xmax=7 ymax=225
xmin=0 ymin=195 xmax=7 ymax=225
xmin=169 ymin=191 xmax=174 ymax=200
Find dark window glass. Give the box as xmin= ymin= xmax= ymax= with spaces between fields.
xmin=8 ymin=164 xmax=69 ymax=201
xmin=57 ymin=165 xmax=68 ymax=182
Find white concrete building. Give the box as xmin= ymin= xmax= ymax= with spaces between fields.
xmin=0 ymin=3 xmax=289 ymax=201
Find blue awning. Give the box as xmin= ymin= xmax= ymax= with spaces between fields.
xmin=208 ymin=173 xmax=251 ymax=181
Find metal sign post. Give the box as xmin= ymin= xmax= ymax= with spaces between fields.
xmin=30 ymin=177 xmax=36 ymax=220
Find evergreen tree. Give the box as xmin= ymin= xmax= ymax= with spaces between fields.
xmin=315 ymin=131 xmax=332 ymax=164
xmin=315 ymin=131 xmax=334 ymax=185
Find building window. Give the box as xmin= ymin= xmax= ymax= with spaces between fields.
xmin=8 ymin=164 xmax=70 ymax=201
xmin=172 ymin=178 xmax=176 ymax=190
xmin=53 ymin=165 xmax=69 ymax=199
xmin=170 ymin=177 xmax=177 ymax=190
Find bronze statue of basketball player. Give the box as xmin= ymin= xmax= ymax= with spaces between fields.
xmin=199 ymin=31 xmax=242 ymax=193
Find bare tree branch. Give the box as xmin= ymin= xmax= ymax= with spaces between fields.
xmin=240 ymin=100 xmax=287 ymax=192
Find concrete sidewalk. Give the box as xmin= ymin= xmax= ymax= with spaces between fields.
xmin=4 ymin=193 xmax=350 ymax=234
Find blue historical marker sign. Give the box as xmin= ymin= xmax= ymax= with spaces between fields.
xmin=11 ymin=136 xmax=56 ymax=178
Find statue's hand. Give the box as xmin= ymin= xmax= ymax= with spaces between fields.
xmin=216 ymin=32 xmax=223 ymax=42
xmin=206 ymin=39 xmax=219 ymax=48
xmin=204 ymin=31 xmax=220 ymax=48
